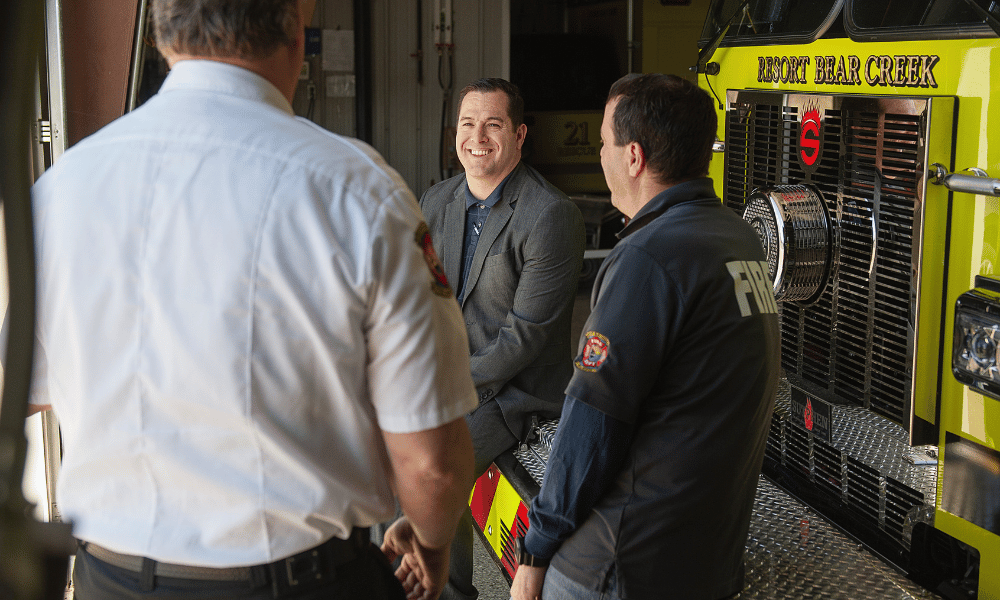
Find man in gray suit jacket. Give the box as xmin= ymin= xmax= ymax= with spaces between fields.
xmin=419 ymin=78 xmax=585 ymax=600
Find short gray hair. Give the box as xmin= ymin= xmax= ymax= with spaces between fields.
xmin=152 ymin=0 xmax=300 ymax=59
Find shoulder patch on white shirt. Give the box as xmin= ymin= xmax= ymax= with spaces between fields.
xmin=576 ymin=331 xmax=610 ymax=372
xmin=416 ymin=222 xmax=453 ymax=298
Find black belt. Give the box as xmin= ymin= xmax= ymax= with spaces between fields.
xmin=81 ymin=527 xmax=370 ymax=595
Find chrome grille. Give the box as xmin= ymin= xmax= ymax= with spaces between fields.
xmin=725 ymin=91 xmax=933 ymax=563
xmin=724 ymin=91 xmax=926 ymax=425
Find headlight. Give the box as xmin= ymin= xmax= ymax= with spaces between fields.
xmin=953 ymin=275 xmax=1000 ymax=400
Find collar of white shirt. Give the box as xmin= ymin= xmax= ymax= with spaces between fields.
xmin=159 ymin=59 xmax=295 ymax=117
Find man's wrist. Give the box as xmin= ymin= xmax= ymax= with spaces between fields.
xmin=515 ymin=535 xmax=550 ymax=567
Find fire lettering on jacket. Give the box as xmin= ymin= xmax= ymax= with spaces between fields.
xmin=727 ymin=260 xmax=779 ymax=317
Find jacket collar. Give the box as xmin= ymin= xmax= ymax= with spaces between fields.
xmin=617 ymin=177 xmax=718 ymax=239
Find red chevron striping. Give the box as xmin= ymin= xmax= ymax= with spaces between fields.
xmin=469 ymin=464 xmax=502 ymax=529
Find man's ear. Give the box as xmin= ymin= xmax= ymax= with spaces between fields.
xmin=627 ymin=141 xmax=645 ymax=178
xmin=515 ymin=123 xmax=527 ymax=149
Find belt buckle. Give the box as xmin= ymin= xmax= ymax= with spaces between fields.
xmin=286 ymin=549 xmax=324 ymax=586
xmin=272 ymin=549 xmax=327 ymax=595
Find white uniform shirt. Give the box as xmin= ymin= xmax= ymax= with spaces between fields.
xmin=30 ymin=60 xmax=477 ymax=567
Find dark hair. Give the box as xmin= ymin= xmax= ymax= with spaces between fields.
xmin=152 ymin=0 xmax=300 ymax=60
xmin=607 ymin=73 xmax=717 ymax=184
xmin=457 ymin=78 xmax=525 ymax=128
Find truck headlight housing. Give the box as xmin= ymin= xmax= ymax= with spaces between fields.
xmin=954 ymin=275 xmax=1000 ymax=400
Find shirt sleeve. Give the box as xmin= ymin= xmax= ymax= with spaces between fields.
xmin=524 ymin=395 xmax=633 ymax=560
xmin=565 ymin=244 xmax=682 ymax=424
xmin=365 ymin=187 xmax=478 ymax=433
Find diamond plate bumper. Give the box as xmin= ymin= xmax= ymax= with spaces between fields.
xmin=509 ymin=385 xmax=937 ymax=598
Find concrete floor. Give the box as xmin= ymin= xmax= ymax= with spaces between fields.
xmin=471 ymin=533 xmax=511 ymax=600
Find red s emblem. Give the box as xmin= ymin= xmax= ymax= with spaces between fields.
xmin=804 ymin=398 xmax=814 ymax=431
xmin=800 ymin=108 xmax=821 ymax=167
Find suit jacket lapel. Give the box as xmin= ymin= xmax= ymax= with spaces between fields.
xmin=441 ymin=184 xmax=466 ymax=294
xmin=461 ymin=164 xmax=523 ymax=301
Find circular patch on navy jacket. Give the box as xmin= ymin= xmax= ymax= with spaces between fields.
xmin=576 ymin=331 xmax=610 ymax=372
xmin=415 ymin=222 xmax=452 ymax=298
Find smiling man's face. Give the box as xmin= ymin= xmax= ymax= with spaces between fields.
xmin=456 ymin=90 xmax=526 ymax=198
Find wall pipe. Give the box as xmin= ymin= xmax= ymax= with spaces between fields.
xmin=126 ymin=0 xmax=149 ymax=112
xmin=627 ymin=0 xmax=635 ymax=73
xmin=354 ymin=0 xmax=373 ymax=143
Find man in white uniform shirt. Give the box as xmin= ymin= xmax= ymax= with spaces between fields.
xmin=28 ymin=1 xmax=476 ymax=598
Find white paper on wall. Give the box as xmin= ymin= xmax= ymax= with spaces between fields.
xmin=322 ymin=29 xmax=354 ymax=72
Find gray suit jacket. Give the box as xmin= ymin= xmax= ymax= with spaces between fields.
xmin=419 ymin=162 xmax=585 ymax=441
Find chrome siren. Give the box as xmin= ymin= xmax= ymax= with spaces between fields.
xmin=743 ymin=185 xmax=831 ymax=303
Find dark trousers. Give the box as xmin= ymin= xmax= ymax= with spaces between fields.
xmin=73 ymin=539 xmax=406 ymax=600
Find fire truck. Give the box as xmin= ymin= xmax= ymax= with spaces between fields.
xmin=472 ymin=1 xmax=1000 ymax=599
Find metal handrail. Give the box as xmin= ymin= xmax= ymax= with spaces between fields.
xmin=930 ymin=163 xmax=1000 ymax=197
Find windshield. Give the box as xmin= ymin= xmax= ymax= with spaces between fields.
xmin=702 ymin=0 xmax=999 ymax=44
xmin=700 ymin=0 xmax=843 ymax=46
xmin=846 ymin=0 xmax=998 ymax=40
